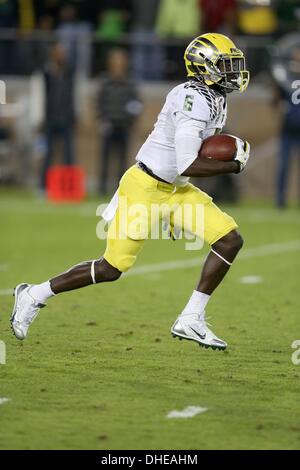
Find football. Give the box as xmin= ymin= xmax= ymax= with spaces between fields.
xmin=199 ymin=134 xmax=239 ymax=161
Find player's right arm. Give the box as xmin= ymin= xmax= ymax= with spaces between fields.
xmin=182 ymin=154 xmax=239 ymax=177
xmin=173 ymin=89 xmax=247 ymax=177
xmin=182 ymin=133 xmax=250 ymax=177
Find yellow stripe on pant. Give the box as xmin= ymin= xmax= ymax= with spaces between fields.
xmin=104 ymin=165 xmax=237 ymax=272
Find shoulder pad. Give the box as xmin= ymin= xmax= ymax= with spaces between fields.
xmin=184 ymin=82 xmax=223 ymax=121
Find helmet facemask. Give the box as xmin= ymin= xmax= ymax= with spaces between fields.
xmin=215 ymin=56 xmax=250 ymax=92
xmin=185 ymin=37 xmax=250 ymax=93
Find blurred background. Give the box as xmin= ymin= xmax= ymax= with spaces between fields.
xmin=0 ymin=0 xmax=299 ymax=207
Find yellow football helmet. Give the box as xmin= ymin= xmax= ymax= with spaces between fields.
xmin=184 ymin=33 xmax=250 ymax=93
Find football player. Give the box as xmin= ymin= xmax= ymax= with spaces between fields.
xmin=11 ymin=33 xmax=250 ymax=350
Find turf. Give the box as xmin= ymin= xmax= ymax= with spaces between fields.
xmin=0 ymin=189 xmax=299 ymax=450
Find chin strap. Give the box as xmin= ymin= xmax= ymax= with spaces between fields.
xmin=91 ymin=260 xmax=96 ymax=284
xmin=211 ymin=248 xmax=232 ymax=266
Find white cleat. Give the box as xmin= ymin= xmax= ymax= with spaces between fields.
xmin=171 ymin=312 xmax=227 ymax=350
xmin=10 ymin=283 xmax=45 ymax=340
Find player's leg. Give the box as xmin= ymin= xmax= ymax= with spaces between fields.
xmin=276 ymin=131 xmax=291 ymax=208
xmin=10 ymin=166 xmax=157 ymax=340
xmin=62 ymin=123 xmax=75 ymax=165
xmin=10 ymin=257 xmax=122 ymax=341
xmin=116 ymin=127 xmax=128 ymax=182
xmin=170 ymin=185 xmax=241 ymax=350
xmin=49 ymin=257 xmax=121 ymax=293
xmin=10 ymin=202 xmax=143 ymax=341
xmin=196 ymin=229 xmax=243 ymax=294
xmin=100 ymin=126 xmax=112 ymax=195
xmin=40 ymin=125 xmax=54 ymax=190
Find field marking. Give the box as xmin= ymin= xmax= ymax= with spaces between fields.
xmin=0 ymin=340 xmax=6 ymax=365
xmin=239 ymin=275 xmax=263 ymax=284
xmin=167 ymin=406 xmax=207 ymax=419
xmin=0 ymin=241 xmax=298 ymax=295
xmin=125 ymin=240 xmax=300 ymax=277
xmin=1 ymin=201 xmax=300 ymax=225
xmin=0 ymin=398 xmax=11 ymax=405
xmin=0 ymin=289 xmax=13 ymax=296
xmin=229 ymin=209 xmax=300 ymax=224
xmin=0 ymin=264 xmax=8 ymax=272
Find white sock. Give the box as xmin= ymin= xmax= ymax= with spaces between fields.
xmin=29 ymin=281 xmax=55 ymax=304
xmin=181 ymin=290 xmax=210 ymax=316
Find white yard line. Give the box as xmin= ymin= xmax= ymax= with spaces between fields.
xmin=125 ymin=240 xmax=300 ymax=277
xmin=167 ymin=406 xmax=208 ymax=419
xmin=239 ymin=275 xmax=263 ymax=284
xmin=0 ymin=398 xmax=11 ymax=405
xmin=0 ymin=240 xmax=299 ymax=295
xmin=0 ymin=200 xmax=299 ymax=225
xmin=239 ymin=240 xmax=300 ymax=259
xmin=0 ymin=289 xmax=13 ymax=296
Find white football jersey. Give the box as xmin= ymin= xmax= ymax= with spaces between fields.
xmin=136 ymin=81 xmax=227 ymax=186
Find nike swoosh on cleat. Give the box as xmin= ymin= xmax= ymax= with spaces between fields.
xmin=190 ymin=327 xmax=206 ymax=340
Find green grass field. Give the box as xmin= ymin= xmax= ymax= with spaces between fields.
xmin=0 ymin=189 xmax=300 ymax=450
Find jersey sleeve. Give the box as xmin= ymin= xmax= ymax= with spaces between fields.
xmin=174 ymin=113 xmax=206 ymax=175
xmin=172 ymin=88 xmax=210 ymax=175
